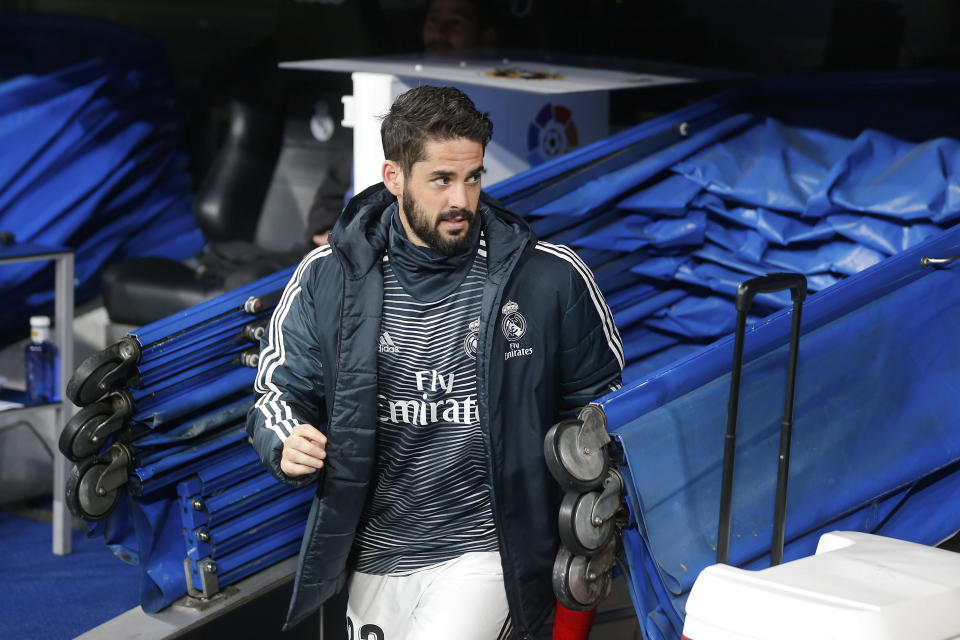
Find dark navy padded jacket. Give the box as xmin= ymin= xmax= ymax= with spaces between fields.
xmin=246 ymin=183 xmax=623 ymax=637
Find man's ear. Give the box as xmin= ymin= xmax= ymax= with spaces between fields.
xmin=382 ymin=160 xmax=404 ymax=197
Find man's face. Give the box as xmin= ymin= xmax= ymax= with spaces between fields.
xmin=396 ymin=137 xmax=484 ymax=256
xmin=422 ymin=0 xmax=480 ymax=52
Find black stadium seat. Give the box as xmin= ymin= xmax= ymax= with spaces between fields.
xmin=101 ymin=90 xmax=351 ymax=330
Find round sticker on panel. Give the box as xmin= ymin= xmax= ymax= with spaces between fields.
xmin=527 ymin=103 xmax=579 ymax=166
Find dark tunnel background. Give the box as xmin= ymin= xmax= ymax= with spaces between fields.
xmin=3 ymin=0 xmax=957 ymax=185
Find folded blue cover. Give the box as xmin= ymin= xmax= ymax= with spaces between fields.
xmin=490 ymin=69 xmax=960 ymax=640
xmin=0 ymin=15 xmax=202 ymax=336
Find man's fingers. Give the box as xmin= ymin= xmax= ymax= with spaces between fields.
xmin=286 ymin=446 xmax=325 ymax=468
xmin=288 ymin=433 xmax=327 ymax=460
xmin=290 ymin=424 xmax=327 ymax=446
xmin=280 ymin=425 xmax=328 ymax=478
xmin=281 ymin=458 xmax=322 ymax=477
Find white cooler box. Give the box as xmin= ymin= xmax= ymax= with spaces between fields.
xmin=682 ymin=532 xmax=960 ymax=640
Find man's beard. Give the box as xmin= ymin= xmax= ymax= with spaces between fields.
xmin=402 ymin=189 xmax=477 ymax=256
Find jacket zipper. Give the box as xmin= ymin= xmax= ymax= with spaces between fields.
xmin=478 ymin=245 xmax=530 ymax=639
xmin=325 ymin=243 xmax=347 ymax=476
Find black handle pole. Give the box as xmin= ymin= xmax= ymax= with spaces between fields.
xmin=717 ymin=273 xmax=806 ymax=567
xmin=770 ymin=297 xmax=804 ymax=566
xmin=716 ymin=308 xmax=748 ymax=565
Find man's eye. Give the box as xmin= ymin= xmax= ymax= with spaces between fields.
xmin=434 ymin=177 xmax=450 ymax=186
xmin=467 ymin=174 xmax=481 ymax=184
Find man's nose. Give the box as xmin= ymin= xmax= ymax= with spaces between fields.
xmin=448 ymin=182 xmax=469 ymax=210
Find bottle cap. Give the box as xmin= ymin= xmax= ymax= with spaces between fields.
xmin=30 ymin=316 xmax=51 ymax=328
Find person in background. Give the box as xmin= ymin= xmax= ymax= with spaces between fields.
xmin=306 ymin=0 xmax=501 ymax=249
xmin=305 ymin=148 xmax=351 ymax=247
xmin=422 ymin=0 xmax=498 ymax=53
xmin=246 ymin=85 xmax=622 ymax=638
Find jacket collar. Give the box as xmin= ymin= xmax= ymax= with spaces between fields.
xmin=477 ymin=192 xmax=533 ymax=284
xmin=329 ymin=183 xmax=534 ymax=282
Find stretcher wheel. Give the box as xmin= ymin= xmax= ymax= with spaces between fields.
xmin=65 ymin=458 xmax=120 ymax=521
xmin=59 ymin=403 xmax=110 ymax=462
xmin=544 ymin=418 xmax=609 ymax=492
xmin=552 ymin=546 xmax=611 ymax=612
xmin=60 ymin=405 xmax=111 ymax=462
xmin=59 ymin=391 xmax=134 ymax=462
xmin=66 ymin=337 xmax=140 ymax=406
xmin=558 ymin=490 xmax=614 ymax=557
xmin=67 ymin=360 xmax=114 ymax=406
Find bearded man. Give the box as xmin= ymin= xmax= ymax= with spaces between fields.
xmin=247 ymin=85 xmax=622 ymax=639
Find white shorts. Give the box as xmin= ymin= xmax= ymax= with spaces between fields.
xmin=346 ymin=551 xmax=512 ymax=640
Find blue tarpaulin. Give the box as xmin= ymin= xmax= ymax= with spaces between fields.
xmin=489 ymin=69 xmax=960 ymax=639
xmin=601 ymin=238 xmax=960 ymax=639
xmin=490 ymin=70 xmax=960 ymax=376
xmin=0 ymin=14 xmax=203 ymax=337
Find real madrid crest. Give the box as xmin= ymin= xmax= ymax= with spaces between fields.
xmin=500 ymin=300 xmax=527 ymax=340
xmin=463 ymin=317 xmax=480 ymax=359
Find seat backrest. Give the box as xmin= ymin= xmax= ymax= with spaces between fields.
xmin=253 ymin=87 xmax=352 ymax=253
xmin=193 ymin=100 xmax=282 ymax=243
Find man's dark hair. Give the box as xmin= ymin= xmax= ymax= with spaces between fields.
xmin=381 ymin=85 xmax=493 ymax=176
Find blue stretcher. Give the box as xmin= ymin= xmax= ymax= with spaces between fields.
xmin=490 ymin=69 xmax=960 ymax=640
xmin=62 ymin=268 xmax=315 ymax=611
xmin=65 ymin=69 xmax=960 ymax=633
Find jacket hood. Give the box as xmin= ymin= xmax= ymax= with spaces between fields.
xmin=330 ymin=182 xmax=534 ymax=283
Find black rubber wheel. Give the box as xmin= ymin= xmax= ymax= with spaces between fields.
xmin=66 ymin=338 xmax=140 ymax=406
xmin=66 ymin=360 xmax=115 ymax=406
xmin=544 ymin=418 xmax=609 ymax=492
xmin=558 ymin=490 xmax=614 ymax=557
xmin=552 ymin=546 xmax=611 ymax=611
xmin=65 ymin=458 xmax=120 ymax=521
xmin=59 ymin=401 xmax=112 ymax=462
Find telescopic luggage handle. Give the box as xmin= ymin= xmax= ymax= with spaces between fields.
xmin=717 ymin=272 xmax=807 ymax=567
xmin=735 ymin=272 xmax=807 ymax=311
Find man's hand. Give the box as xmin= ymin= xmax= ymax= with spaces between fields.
xmin=281 ymin=424 xmax=327 ymax=477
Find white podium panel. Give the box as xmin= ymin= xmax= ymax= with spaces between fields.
xmin=285 ymin=55 xmax=698 ymax=193
xmin=345 ymin=71 xmax=610 ymax=191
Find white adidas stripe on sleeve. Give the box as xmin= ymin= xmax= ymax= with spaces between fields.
xmin=535 ymin=242 xmax=625 ymax=370
xmin=255 ymin=245 xmax=331 ymax=394
xmin=253 ymin=245 xmax=332 ymax=441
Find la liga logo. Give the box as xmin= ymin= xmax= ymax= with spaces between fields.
xmin=527 ymin=103 xmax=579 ymax=165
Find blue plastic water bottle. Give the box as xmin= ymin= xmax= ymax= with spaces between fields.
xmin=24 ymin=315 xmax=58 ymax=404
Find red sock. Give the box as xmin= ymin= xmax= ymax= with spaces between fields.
xmin=553 ymin=603 xmax=597 ymax=640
